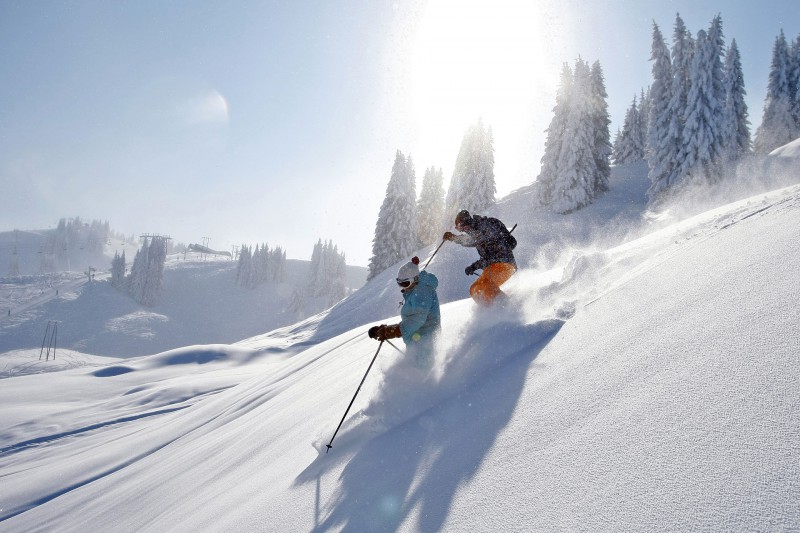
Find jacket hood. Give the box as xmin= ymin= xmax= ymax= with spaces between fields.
xmin=417 ymin=270 xmax=438 ymax=289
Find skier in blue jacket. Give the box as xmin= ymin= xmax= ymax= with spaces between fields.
xmin=368 ymin=256 xmax=441 ymax=369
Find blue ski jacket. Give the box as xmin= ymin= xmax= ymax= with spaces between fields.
xmin=399 ymin=270 xmax=441 ymax=346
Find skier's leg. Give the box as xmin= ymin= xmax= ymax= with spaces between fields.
xmin=469 ymin=263 xmax=516 ymax=305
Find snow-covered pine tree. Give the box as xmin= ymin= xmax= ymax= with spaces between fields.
xmin=416 ymin=166 xmax=445 ymax=245
xmin=754 ymin=30 xmax=797 ymax=153
xmin=681 ymin=28 xmax=724 ymax=185
xmin=141 ymin=237 xmax=167 ymax=307
xmin=252 ymin=244 xmax=267 ymax=286
xmin=287 ymin=288 xmax=305 ymax=318
xmin=535 ymin=63 xmax=574 ymax=206
xmin=234 ymin=243 xmax=285 ymax=288
xmin=551 ymin=59 xmax=598 ymax=213
xmin=111 ymin=250 xmax=126 ymax=288
xmin=307 ymin=239 xmax=347 ymax=307
xmin=271 ymin=247 xmax=286 ymax=282
xmin=53 ymin=218 xmax=68 ymax=263
xmin=791 ymin=35 xmax=800 ymax=131
xmin=405 ymin=155 xmax=420 ymax=251
xmin=474 ymin=124 xmax=496 ymax=208
xmin=368 ymin=150 xmax=418 ymax=281
xmin=235 ymin=245 xmax=244 ymax=283
xmin=614 ymin=95 xmax=643 ymax=164
xmin=309 ymin=239 xmax=325 ymax=297
xmin=611 ymin=128 xmax=622 ymax=166
xmin=589 ymin=61 xmax=612 ymax=194
xmin=635 ymin=87 xmax=650 ymax=157
xmin=235 ymin=244 xmax=251 ymax=287
xmin=119 ymin=250 xmax=127 ymax=286
xmin=708 ymin=15 xmax=728 ymax=134
xmin=444 ymin=119 xmax=495 ymax=220
xmin=667 ymin=14 xmax=694 ymax=183
xmin=325 ymin=242 xmax=347 ymax=307
xmin=647 ymin=21 xmax=680 ymax=200
xmin=127 ymin=239 xmax=149 ymax=303
xmin=720 ymin=38 xmax=752 ymax=164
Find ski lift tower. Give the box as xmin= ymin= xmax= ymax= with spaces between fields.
xmin=139 ymin=234 xmax=172 ymax=254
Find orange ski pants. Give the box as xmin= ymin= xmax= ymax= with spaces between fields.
xmin=470 ymin=262 xmax=517 ymax=306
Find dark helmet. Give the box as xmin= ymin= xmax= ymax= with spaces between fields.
xmin=455 ymin=209 xmax=471 ymax=228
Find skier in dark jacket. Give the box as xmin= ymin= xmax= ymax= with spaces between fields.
xmin=443 ymin=209 xmax=517 ymax=306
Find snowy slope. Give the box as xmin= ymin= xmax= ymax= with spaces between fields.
xmin=1 ymin=150 xmax=799 ymax=531
xmin=0 ymin=255 xmax=367 ymax=359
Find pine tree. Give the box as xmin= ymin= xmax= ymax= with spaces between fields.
xmin=111 ymin=250 xmax=126 ymax=288
xmin=474 ymin=124 xmax=496 ymax=208
xmin=614 ymin=95 xmax=643 ymax=164
xmin=589 ymin=61 xmax=612 ymax=193
xmin=235 ymin=244 xmax=251 ymax=287
xmin=444 ymin=119 xmax=496 ymax=220
xmin=368 ymin=150 xmax=418 ymax=281
xmin=635 ymin=87 xmax=650 ymax=157
xmin=791 ymin=35 xmax=800 ymax=130
xmin=325 ymin=242 xmax=347 ymax=307
xmin=127 ymin=239 xmax=149 ymax=303
xmin=307 ymin=239 xmax=347 ymax=308
xmin=235 ymin=244 xmax=247 ymax=285
xmin=416 ymin=166 xmax=445 ymax=245
xmin=141 ymin=237 xmax=166 ymax=307
xmin=551 ymin=59 xmax=597 ymax=213
xmin=611 ymin=128 xmax=622 ymax=166
xmin=235 ymin=243 xmax=286 ymax=288
xmin=535 ymin=63 xmax=574 ymax=206
xmin=754 ymin=30 xmax=797 ymax=153
xmin=681 ymin=28 xmax=724 ymax=185
xmin=405 ymin=155 xmax=420 ymax=251
xmin=309 ymin=239 xmax=325 ymax=297
xmin=720 ymin=38 xmax=752 ymax=164
xmin=668 ymin=14 xmax=694 ymax=182
xmin=646 ymin=21 xmax=680 ymax=200
xmin=272 ymin=247 xmax=286 ymax=282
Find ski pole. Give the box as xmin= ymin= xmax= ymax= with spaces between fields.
xmin=385 ymin=339 xmax=405 ymax=355
xmin=325 ymin=340 xmax=384 ymax=453
xmin=422 ymin=239 xmax=446 ymax=271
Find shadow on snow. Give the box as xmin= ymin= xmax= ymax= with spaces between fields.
xmin=296 ymin=318 xmax=564 ymax=532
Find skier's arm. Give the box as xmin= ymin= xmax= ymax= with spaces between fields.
xmin=400 ymin=294 xmax=433 ymax=343
xmin=400 ymin=307 xmax=427 ymax=342
xmin=443 ymin=231 xmax=476 ymax=247
xmin=466 ymin=258 xmax=489 ymax=273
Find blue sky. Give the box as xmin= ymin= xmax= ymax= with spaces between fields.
xmin=1 ymin=0 xmax=798 ymax=266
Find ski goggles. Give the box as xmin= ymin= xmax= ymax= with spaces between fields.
xmin=396 ymin=278 xmax=413 ymax=288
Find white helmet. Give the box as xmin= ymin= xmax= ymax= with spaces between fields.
xmin=396 ymin=256 xmax=420 ymax=287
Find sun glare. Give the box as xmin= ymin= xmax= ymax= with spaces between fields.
xmin=410 ymin=0 xmax=564 ymax=191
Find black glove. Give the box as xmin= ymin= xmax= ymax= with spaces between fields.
xmin=368 ymin=325 xmax=382 ymax=339
xmin=465 ymin=264 xmax=478 ymax=276
xmin=368 ymin=324 xmax=401 ymax=341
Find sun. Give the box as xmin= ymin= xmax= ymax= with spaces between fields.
xmin=409 ymin=0 xmax=564 ymax=192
